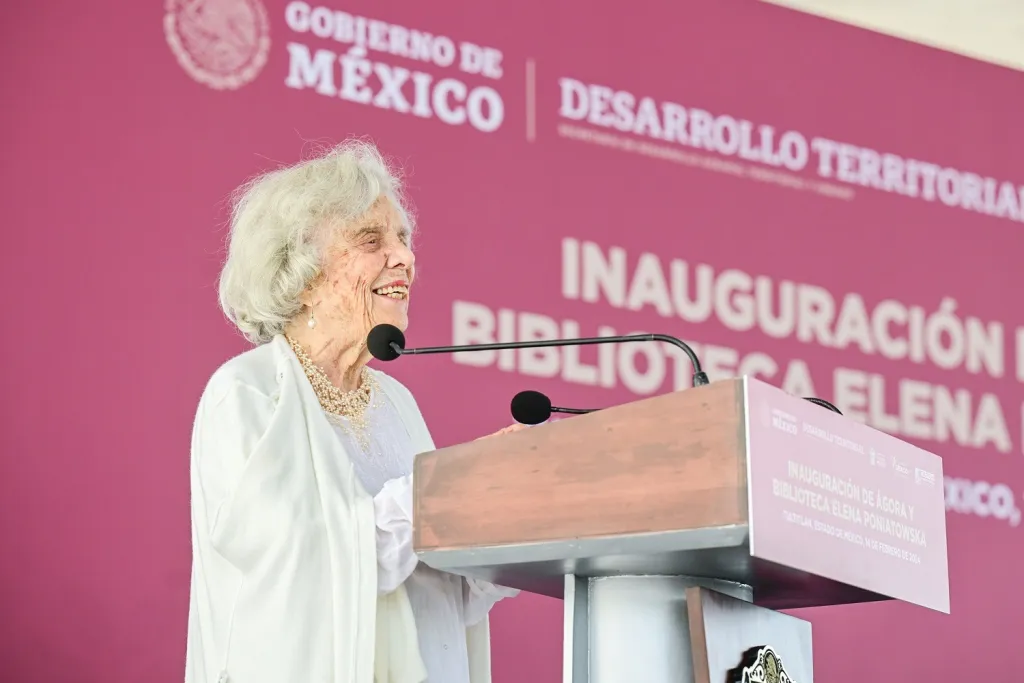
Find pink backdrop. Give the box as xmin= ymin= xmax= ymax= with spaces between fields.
xmin=3 ymin=0 xmax=1023 ymax=681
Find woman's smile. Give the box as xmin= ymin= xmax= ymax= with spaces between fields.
xmin=371 ymin=281 xmax=410 ymax=303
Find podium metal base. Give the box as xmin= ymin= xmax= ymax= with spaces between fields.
xmin=563 ymin=574 xmax=814 ymax=683
xmin=563 ymin=574 xmax=753 ymax=683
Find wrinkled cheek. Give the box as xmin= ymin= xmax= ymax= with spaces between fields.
xmin=366 ymin=291 xmax=380 ymax=325
xmin=328 ymin=278 xmax=361 ymax=323
xmin=353 ymin=278 xmax=375 ymax=321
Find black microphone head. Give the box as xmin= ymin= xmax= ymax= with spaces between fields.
xmin=367 ymin=324 xmax=406 ymax=361
xmin=510 ymin=390 xmax=552 ymax=425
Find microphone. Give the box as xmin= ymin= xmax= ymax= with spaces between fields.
xmin=510 ymin=390 xmax=597 ymax=425
xmin=366 ymin=324 xmax=711 ymax=387
xmin=367 ymin=324 xmax=406 ymax=361
xmin=509 ymin=389 xmax=843 ymax=426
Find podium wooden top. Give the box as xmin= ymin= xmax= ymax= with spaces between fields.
xmin=415 ymin=376 xmax=747 ymax=553
xmin=412 ymin=377 xmax=948 ymax=611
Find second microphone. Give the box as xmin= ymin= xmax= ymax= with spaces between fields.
xmin=510 ymin=390 xmax=843 ymax=425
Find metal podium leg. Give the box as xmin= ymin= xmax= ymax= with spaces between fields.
xmin=563 ymin=574 xmax=754 ymax=683
xmin=563 ymin=576 xmax=590 ymax=683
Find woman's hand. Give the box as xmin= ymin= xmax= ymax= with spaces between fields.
xmin=475 ymin=423 xmax=528 ymax=440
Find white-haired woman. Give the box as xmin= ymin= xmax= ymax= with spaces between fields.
xmin=185 ymin=140 xmax=519 ymax=683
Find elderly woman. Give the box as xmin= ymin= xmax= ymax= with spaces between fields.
xmin=185 ymin=140 xmax=519 ymax=683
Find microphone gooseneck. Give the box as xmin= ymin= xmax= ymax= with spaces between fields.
xmin=803 ymin=397 xmax=843 ymax=415
xmin=366 ymin=324 xmax=709 ymax=388
xmin=642 ymin=334 xmax=709 ymax=386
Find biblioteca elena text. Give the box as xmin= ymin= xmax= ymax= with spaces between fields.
xmin=776 ymin=460 xmax=928 ymax=549
xmin=452 ymin=238 xmax=1021 ymax=455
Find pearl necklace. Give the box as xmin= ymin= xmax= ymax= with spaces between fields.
xmin=286 ymin=334 xmax=379 ymax=448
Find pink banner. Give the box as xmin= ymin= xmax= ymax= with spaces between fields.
xmin=2 ymin=0 xmax=1023 ymax=682
xmin=747 ymin=377 xmax=949 ymax=613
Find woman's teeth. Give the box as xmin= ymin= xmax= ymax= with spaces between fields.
xmin=372 ymin=285 xmax=408 ymax=299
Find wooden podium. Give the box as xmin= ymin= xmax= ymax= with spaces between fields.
xmin=412 ymin=377 xmax=950 ymax=683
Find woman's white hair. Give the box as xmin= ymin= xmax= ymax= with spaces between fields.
xmin=217 ymin=139 xmax=414 ymax=345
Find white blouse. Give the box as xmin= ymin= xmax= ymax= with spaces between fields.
xmin=328 ymin=386 xmax=518 ymax=683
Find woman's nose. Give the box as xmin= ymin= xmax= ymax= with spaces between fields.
xmin=388 ymin=240 xmax=414 ymax=269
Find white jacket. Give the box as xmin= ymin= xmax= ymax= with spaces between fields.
xmin=185 ymin=335 xmax=492 ymax=683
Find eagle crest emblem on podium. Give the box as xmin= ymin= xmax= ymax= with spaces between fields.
xmin=739 ymin=645 xmax=794 ymax=683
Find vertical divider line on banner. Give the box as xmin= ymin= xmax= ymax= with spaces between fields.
xmin=526 ymin=59 xmax=537 ymax=142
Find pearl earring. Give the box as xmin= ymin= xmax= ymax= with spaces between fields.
xmin=307 ymin=305 xmax=316 ymax=329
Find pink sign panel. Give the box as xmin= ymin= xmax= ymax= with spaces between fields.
xmin=746 ymin=377 xmax=950 ymax=614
